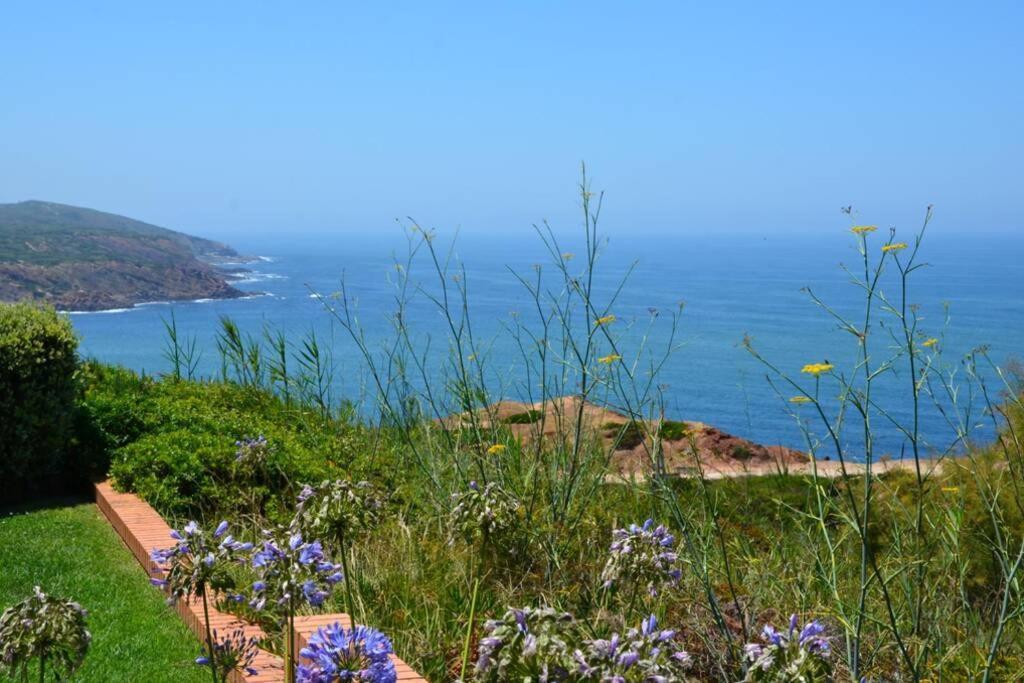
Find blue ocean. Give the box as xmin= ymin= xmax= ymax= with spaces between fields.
xmin=70 ymin=228 xmax=1024 ymax=458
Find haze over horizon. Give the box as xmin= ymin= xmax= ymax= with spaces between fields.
xmin=2 ymin=2 xmax=1021 ymax=239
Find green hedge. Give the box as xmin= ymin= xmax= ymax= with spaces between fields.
xmin=0 ymin=303 xmax=79 ymax=498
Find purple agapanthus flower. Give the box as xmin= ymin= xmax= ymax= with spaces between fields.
xmin=575 ymin=614 xmax=692 ymax=680
xmin=149 ymin=520 xmax=250 ymax=605
xmin=600 ymin=519 xmax=681 ymax=597
xmin=742 ymin=615 xmax=832 ymax=681
xmin=235 ymin=435 xmax=270 ymax=464
xmin=195 ymin=627 xmax=261 ymax=678
xmin=248 ymin=528 xmax=342 ymax=614
xmin=295 ymin=622 xmax=396 ymax=683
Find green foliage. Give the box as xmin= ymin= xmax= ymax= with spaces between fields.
xmin=657 ymin=420 xmax=689 ymax=441
xmin=603 ymin=421 xmax=646 ymax=449
xmin=78 ymin=362 xmax=377 ymax=518
xmin=0 ymin=303 xmax=79 ymax=497
xmin=503 ymin=410 xmax=543 ymax=425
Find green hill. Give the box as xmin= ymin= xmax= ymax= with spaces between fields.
xmin=0 ymin=201 xmax=250 ymax=311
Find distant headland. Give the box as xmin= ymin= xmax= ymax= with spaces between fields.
xmin=0 ymin=200 xmax=254 ymax=311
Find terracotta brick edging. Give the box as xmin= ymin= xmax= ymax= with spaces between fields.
xmin=95 ymin=481 xmax=428 ymax=683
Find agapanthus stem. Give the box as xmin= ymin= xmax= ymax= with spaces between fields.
xmin=201 ymin=588 xmax=219 ymax=683
xmin=285 ymin=599 xmax=296 ymax=683
xmin=338 ymin=534 xmax=359 ymax=624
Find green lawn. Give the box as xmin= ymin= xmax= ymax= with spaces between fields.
xmin=0 ymin=499 xmax=208 ymax=682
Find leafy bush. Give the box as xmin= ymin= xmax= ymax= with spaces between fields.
xmin=0 ymin=303 xmax=78 ymax=498
xmin=78 ymin=362 xmax=380 ymax=518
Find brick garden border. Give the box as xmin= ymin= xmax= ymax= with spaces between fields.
xmin=95 ymin=481 xmax=427 ymax=682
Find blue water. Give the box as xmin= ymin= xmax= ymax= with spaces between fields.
xmin=70 ymin=228 xmax=1024 ymax=458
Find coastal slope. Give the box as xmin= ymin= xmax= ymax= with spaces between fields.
xmin=0 ymin=200 xmax=250 ymax=311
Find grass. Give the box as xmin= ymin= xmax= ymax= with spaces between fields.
xmin=0 ymin=500 xmax=208 ymax=682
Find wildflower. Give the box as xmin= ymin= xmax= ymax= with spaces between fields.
xmin=486 ymin=444 xmax=507 ymax=456
xmin=598 ymin=353 xmax=622 ymax=365
xmin=850 ymin=225 xmax=877 ymax=235
xmin=562 ymin=252 xmax=575 ymax=261
xmin=801 ymin=363 xmax=834 ymax=377
xmin=576 ymin=614 xmax=692 ymax=681
xmin=195 ymin=628 xmax=261 ymax=678
xmin=594 ymin=315 xmax=616 ymax=326
xmin=882 ymin=242 xmax=908 ymax=253
xmin=0 ymin=587 xmax=90 ymax=680
xmin=741 ymin=615 xmax=832 ymax=682
xmin=789 ymin=396 xmax=813 ymax=404
xmin=476 ymin=607 xmax=577 ymax=682
xmin=296 ymin=622 xmax=396 ymax=683
xmin=942 ymin=486 xmax=960 ymax=494
xmin=601 ymin=519 xmax=681 ymax=597
xmin=922 ymin=338 xmax=938 ymax=348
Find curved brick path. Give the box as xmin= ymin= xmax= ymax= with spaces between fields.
xmin=95 ymin=481 xmax=427 ymax=682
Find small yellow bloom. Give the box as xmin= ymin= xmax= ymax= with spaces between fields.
xmin=598 ymin=354 xmax=622 ymax=365
xmin=467 ymin=354 xmax=477 ymax=361
xmin=562 ymin=252 xmax=575 ymax=261
xmin=801 ymin=363 xmax=834 ymax=376
xmin=921 ymin=338 xmax=938 ymax=348
xmin=851 ymin=225 xmax=877 ymax=235
xmin=486 ymin=444 xmax=507 ymax=456
xmin=789 ymin=396 xmax=813 ymax=404
xmin=941 ymin=486 xmax=960 ymax=494
xmin=594 ymin=315 xmax=616 ymax=326
xmin=882 ymin=242 xmax=908 ymax=253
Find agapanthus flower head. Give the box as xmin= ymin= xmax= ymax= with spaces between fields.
xmin=741 ymin=615 xmax=832 ymax=682
xmin=0 ymin=587 xmax=90 ymax=680
xmin=449 ymin=481 xmax=523 ymax=547
xmin=292 ymin=478 xmax=388 ymax=546
xmin=296 ymin=622 xmax=396 ymax=683
xmin=150 ymin=520 xmax=249 ymax=604
xmin=235 ymin=435 xmax=270 ymax=464
xmin=195 ymin=627 xmax=261 ymax=678
xmin=600 ymin=519 xmax=681 ymax=597
xmin=475 ymin=606 xmax=577 ymax=682
xmin=575 ymin=614 xmax=692 ymax=681
xmin=248 ymin=526 xmax=342 ymax=618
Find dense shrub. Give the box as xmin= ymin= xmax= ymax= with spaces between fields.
xmin=79 ymin=362 xmax=382 ymax=518
xmin=0 ymin=303 xmax=78 ymax=499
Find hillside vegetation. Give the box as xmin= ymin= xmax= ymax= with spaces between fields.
xmin=0 ymin=200 xmax=248 ymax=310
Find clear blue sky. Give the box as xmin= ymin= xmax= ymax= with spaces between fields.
xmin=1 ymin=2 xmax=1021 ymax=237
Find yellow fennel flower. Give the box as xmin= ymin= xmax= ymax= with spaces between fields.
xmin=789 ymin=396 xmax=813 ymax=404
xmin=598 ymin=354 xmax=622 ymax=365
xmin=594 ymin=315 xmax=616 ymax=326
xmin=941 ymin=486 xmax=960 ymax=494
xmin=486 ymin=444 xmax=507 ymax=456
xmin=921 ymin=338 xmax=938 ymax=348
xmin=851 ymin=225 xmax=877 ymax=235
xmin=801 ymin=363 xmax=834 ymax=376
xmin=882 ymin=242 xmax=908 ymax=253
xmin=562 ymin=252 xmax=575 ymax=261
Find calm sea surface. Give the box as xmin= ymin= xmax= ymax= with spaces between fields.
xmin=70 ymin=229 xmax=1024 ymax=458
